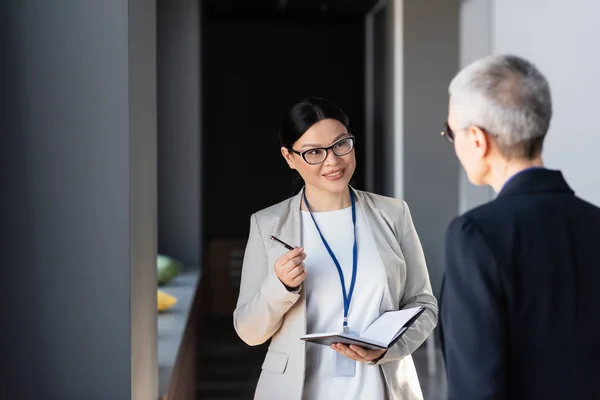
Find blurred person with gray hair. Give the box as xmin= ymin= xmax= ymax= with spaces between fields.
xmin=440 ymin=54 xmax=600 ymax=400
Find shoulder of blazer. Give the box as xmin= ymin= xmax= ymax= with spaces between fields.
xmin=354 ymin=189 xmax=407 ymax=240
xmin=355 ymin=189 xmax=406 ymax=218
xmin=253 ymin=194 xmax=298 ymax=223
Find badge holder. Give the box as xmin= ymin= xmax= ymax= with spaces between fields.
xmin=333 ymin=351 xmax=356 ymax=377
xmin=333 ymin=325 xmax=356 ymax=377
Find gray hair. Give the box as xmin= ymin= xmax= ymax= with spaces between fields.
xmin=448 ymin=54 xmax=552 ymax=159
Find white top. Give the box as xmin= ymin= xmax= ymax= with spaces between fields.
xmin=301 ymin=205 xmax=388 ymax=400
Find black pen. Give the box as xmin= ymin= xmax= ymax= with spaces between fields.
xmin=270 ymin=235 xmax=295 ymax=250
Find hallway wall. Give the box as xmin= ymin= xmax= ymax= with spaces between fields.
xmin=157 ymin=0 xmax=203 ymax=266
xmin=0 ymin=1 xmax=157 ymax=398
xmin=375 ymin=0 xmax=460 ymax=297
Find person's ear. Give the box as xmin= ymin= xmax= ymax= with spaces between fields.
xmin=468 ymin=126 xmax=491 ymax=158
xmin=281 ymin=147 xmax=297 ymax=170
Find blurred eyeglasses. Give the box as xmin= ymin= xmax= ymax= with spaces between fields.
xmin=441 ymin=122 xmax=454 ymax=144
xmin=290 ymin=135 xmax=355 ymax=165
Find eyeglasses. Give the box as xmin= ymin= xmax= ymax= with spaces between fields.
xmin=290 ymin=135 xmax=355 ymax=165
xmin=441 ymin=122 xmax=454 ymax=144
xmin=441 ymin=123 xmax=497 ymax=144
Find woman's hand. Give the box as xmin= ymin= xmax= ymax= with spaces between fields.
xmin=274 ymin=247 xmax=307 ymax=290
xmin=330 ymin=343 xmax=387 ymax=363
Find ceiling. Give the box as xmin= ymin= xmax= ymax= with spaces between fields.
xmin=204 ymin=0 xmax=381 ymax=20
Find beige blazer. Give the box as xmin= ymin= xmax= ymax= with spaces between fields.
xmin=233 ymin=188 xmax=438 ymax=400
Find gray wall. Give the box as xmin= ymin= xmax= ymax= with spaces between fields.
xmin=492 ymin=0 xmax=600 ymax=207
xmin=401 ymin=0 xmax=460 ymax=296
xmin=157 ymin=0 xmax=202 ymax=266
xmin=458 ymin=0 xmax=495 ymax=212
xmin=129 ymin=0 xmax=159 ymax=398
xmin=366 ymin=0 xmax=460 ymax=297
xmin=0 ymin=1 xmax=157 ymax=399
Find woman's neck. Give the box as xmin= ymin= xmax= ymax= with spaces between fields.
xmin=301 ymin=185 xmax=351 ymax=212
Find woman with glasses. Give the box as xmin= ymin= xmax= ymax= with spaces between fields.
xmin=233 ymin=97 xmax=438 ymax=400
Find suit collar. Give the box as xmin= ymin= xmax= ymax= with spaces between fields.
xmin=277 ymin=190 xmax=303 ymax=250
xmin=497 ymin=168 xmax=574 ymax=197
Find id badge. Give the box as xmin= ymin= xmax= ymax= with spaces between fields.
xmin=333 ymin=350 xmax=356 ymax=377
xmin=333 ymin=329 xmax=357 ymax=377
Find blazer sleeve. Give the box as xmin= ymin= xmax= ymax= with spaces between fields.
xmin=233 ymin=213 xmax=301 ymax=346
xmin=377 ymin=200 xmax=439 ymax=364
xmin=441 ymin=216 xmax=507 ymax=400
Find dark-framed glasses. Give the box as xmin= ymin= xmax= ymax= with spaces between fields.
xmin=441 ymin=122 xmax=454 ymax=144
xmin=442 ymin=123 xmax=496 ymax=144
xmin=290 ymin=135 xmax=355 ymax=165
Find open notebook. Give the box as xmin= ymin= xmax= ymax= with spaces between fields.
xmin=300 ymin=306 xmax=425 ymax=350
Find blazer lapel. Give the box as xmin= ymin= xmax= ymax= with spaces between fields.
xmin=353 ymin=189 xmax=403 ymax=303
xmin=272 ymin=189 xmax=303 ymax=249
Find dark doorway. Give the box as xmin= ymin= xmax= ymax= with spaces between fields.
xmin=202 ymin=2 xmax=375 ymax=240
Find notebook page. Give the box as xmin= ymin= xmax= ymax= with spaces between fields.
xmin=360 ymin=307 xmax=423 ymax=345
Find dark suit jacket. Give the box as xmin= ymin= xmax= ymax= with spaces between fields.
xmin=441 ymin=168 xmax=600 ymax=400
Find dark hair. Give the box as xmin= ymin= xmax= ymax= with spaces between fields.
xmin=279 ymin=97 xmax=350 ymax=148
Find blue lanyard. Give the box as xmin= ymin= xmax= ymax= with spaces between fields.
xmin=303 ymin=188 xmax=357 ymax=333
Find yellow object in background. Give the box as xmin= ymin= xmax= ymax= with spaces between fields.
xmin=157 ymin=290 xmax=177 ymax=312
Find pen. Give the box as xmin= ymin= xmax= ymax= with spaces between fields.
xmin=270 ymin=235 xmax=295 ymax=250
